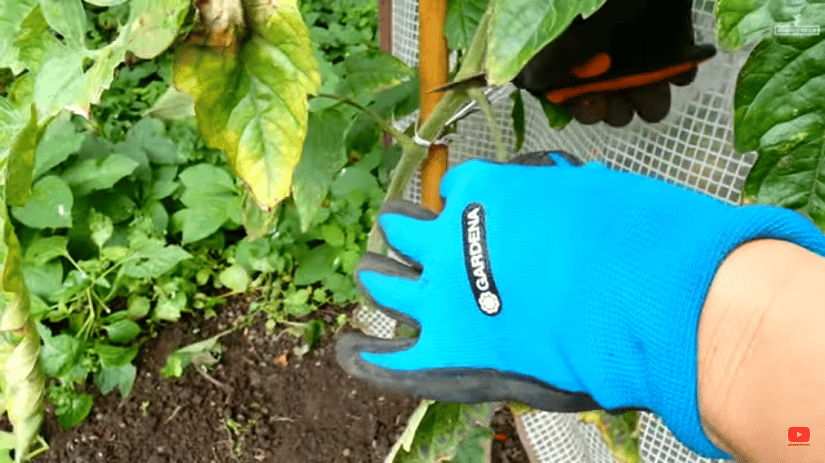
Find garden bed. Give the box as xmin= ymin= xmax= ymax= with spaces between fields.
xmin=30 ymin=299 xmax=529 ymax=462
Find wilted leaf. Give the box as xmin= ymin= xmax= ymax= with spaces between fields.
xmin=6 ymin=106 xmax=43 ymax=206
xmin=291 ymin=109 xmax=349 ymax=231
xmin=734 ymin=34 xmax=825 ymax=227
xmin=175 ymin=0 xmax=320 ymax=211
xmin=445 ymin=0 xmax=489 ymax=50
xmin=0 ymin=1 xmax=63 ymax=74
xmin=11 ymin=176 xmax=73 ymax=229
xmin=716 ymin=0 xmax=825 ymax=51
xmin=486 ymin=0 xmax=606 ymax=84
xmin=161 ymin=332 xmax=226 ymax=379
xmin=0 ymin=99 xmax=27 ymax=152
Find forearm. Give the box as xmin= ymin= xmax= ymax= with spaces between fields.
xmin=698 ymin=239 xmax=825 ymax=461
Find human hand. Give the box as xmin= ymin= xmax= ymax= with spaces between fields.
xmin=337 ymin=152 xmax=825 ymax=458
xmin=512 ymin=0 xmax=715 ymax=126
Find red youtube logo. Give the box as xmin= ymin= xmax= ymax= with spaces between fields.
xmin=788 ymin=427 xmax=810 ymax=445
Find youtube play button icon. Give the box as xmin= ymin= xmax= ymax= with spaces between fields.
xmin=788 ymin=427 xmax=811 ymax=446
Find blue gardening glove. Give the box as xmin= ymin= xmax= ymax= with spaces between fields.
xmin=336 ymin=152 xmax=825 ymax=458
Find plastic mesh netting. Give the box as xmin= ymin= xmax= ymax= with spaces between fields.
xmin=358 ymin=0 xmax=751 ymax=461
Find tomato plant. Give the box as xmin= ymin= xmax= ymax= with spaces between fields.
xmin=0 ymin=0 xmax=822 ymax=461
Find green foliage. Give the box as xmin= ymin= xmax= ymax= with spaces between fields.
xmin=445 ymin=0 xmax=489 ymax=51
xmin=486 ymin=0 xmax=607 ymax=84
xmin=716 ymin=0 xmax=825 ymax=51
xmin=386 ymin=400 xmax=494 ymax=463
xmin=734 ymin=32 xmax=825 ymax=226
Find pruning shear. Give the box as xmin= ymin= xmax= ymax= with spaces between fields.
xmin=433 ymin=0 xmax=716 ymax=127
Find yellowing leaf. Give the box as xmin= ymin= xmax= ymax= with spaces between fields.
xmin=174 ymin=0 xmax=321 ymax=211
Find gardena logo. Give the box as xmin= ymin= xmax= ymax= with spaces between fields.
xmin=461 ymin=203 xmax=502 ymax=315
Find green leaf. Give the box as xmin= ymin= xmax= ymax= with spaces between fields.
xmin=486 ymin=0 xmax=606 ymax=84
xmin=174 ymin=0 xmax=321 ymax=210
xmin=56 ymin=393 xmax=93 ymax=429
xmin=33 ymin=114 xmax=85 ymax=179
xmin=23 ymin=235 xmax=68 ymax=266
xmin=292 ymin=109 xmax=349 ymax=231
xmin=104 ymin=319 xmax=141 ymax=344
xmin=336 ymin=50 xmax=413 ymax=97
xmin=294 ymin=244 xmax=336 ymax=285
xmin=144 ymin=85 xmax=195 ymax=121
xmin=539 ymin=97 xmax=573 ymax=130
xmin=160 ymin=333 xmax=225 ymax=379
xmin=175 ymin=164 xmax=240 ymax=242
xmin=37 ymin=324 xmax=83 ymax=377
xmin=154 ymin=292 xmax=186 ymax=321
xmin=94 ymin=363 xmax=136 ymax=397
xmin=84 ymin=0 xmax=127 ymax=5
xmin=218 ymin=264 xmax=249 ymax=292
xmin=320 ymin=224 xmax=345 ymax=247
xmin=392 ymin=402 xmax=494 ymax=463
xmin=39 ymin=0 xmax=87 ymax=47
xmin=61 ymin=154 xmax=139 ymax=196
xmin=445 ymin=0 xmax=489 ymax=50
xmin=734 ymin=34 xmax=825 ymax=227
xmin=127 ymin=295 xmax=151 ymax=319
xmin=11 ymin=175 xmax=73 ymax=228
xmin=330 ymin=167 xmax=379 ymax=198
xmin=510 ymin=89 xmax=525 ymax=152
xmin=35 ymin=33 xmax=128 ymax=118
xmin=125 ymin=0 xmax=190 ymax=59
xmin=95 ymin=342 xmax=138 ymax=367
xmin=125 ymin=118 xmax=182 ymax=165
xmin=284 ymin=287 xmax=313 ymax=316
xmin=89 ymin=209 xmax=113 ymax=249
xmin=23 ymin=260 xmax=62 ymax=299
xmin=716 ymin=0 xmax=825 ymax=51
xmin=121 ymin=245 xmax=190 ymax=279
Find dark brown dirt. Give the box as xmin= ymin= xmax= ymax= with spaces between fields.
xmin=32 ymin=298 xmax=531 ymax=462
xmin=491 ymin=407 xmax=531 ymax=463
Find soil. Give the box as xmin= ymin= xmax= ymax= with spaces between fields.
xmin=31 ymin=298 xmax=531 ymax=462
